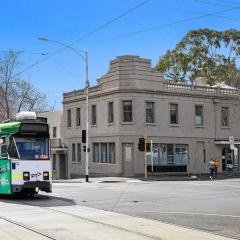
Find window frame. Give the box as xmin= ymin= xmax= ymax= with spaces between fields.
xmin=76 ymin=107 xmax=81 ymax=127
xmin=108 ymin=101 xmax=114 ymax=124
xmin=91 ymin=104 xmax=97 ymax=126
xmin=72 ymin=143 xmax=76 ymax=162
xmin=53 ymin=153 xmax=56 ymax=171
xmin=77 ymin=143 xmax=81 ymax=162
xmin=92 ymin=142 xmax=116 ymax=164
xmin=67 ymin=109 xmax=72 ymax=128
xmin=169 ymin=103 xmax=179 ymax=125
xmin=53 ymin=126 xmax=57 ymax=138
xmin=221 ymin=106 xmax=229 ymax=127
xmin=145 ymin=101 xmax=155 ymax=124
xmin=122 ymin=100 xmax=133 ymax=123
xmin=195 ymin=105 xmax=204 ymax=127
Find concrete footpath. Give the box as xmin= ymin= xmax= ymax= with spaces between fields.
xmin=53 ymin=174 xmax=240 ymax=183
xmin=0 ymin=201 xmax=235 ymax=240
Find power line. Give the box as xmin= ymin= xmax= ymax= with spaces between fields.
xmin=13 ymin=0 xmax=150 ymax=78
xmin=194 ymin=0 xmax=239 ymax=8
xmin=107 ymin=6 xmax=240 ymax=40
xmin=0 ymin=50 xmax=48 ymax=55
xmin=139 ymin=1 xmax=240 ymax=21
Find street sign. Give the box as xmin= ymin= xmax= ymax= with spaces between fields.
xmin=229 ymin=136 xmax=235 ymax=150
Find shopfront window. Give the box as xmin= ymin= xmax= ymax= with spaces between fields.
xmin=147 ymin=143 xmax=188 ymax=166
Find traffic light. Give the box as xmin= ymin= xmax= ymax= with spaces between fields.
xmin=83 ymin=145 xmax=86 ymax=152
xmin=138 ymin=137 xmax=145 ymax=151
xmin=146 ymin=143 xmax=151 ymax=152
xmin=82 ymin=130 xmax=86 ymax=143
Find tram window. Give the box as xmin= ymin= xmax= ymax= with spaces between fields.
xmin=14 ymin=137 xmax=49 ymax=160
xmin=0 ymin=144 xmax=8 ymax=158
xmin=8 ymin=138 xmax=19 ymax=159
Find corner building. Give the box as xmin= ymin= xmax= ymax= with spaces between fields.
xmin=63 ymin=55 xmax=240 ymax=178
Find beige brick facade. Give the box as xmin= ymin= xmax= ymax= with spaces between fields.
xmin=62 ymin=55 xmax=240 ymax=178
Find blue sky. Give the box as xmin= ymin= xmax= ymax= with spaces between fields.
xmin=1 ymin=0 xmax=240 ymax=109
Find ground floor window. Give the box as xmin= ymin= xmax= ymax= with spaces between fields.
xmin=93 ymin=142 xmax=116 ymax=164
xmin=53 ymin=154 xmax=56 ymax=171
xmin=147 ymin=143 xmax=188 ymax=166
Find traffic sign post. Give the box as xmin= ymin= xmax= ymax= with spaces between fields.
xmin=229 ymin=136 xmax=235 ymax=176
xmin=229 ymin=136 xmax=234 ymax=150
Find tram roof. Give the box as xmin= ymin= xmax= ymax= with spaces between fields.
xmin=0 ymin=122 xmax=21 ymax=136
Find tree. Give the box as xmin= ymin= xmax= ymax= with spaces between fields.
xmin=156 ymin=28 xmax=240 ymax=87
xmin=0 ymin=51 xmax=47 ymax=121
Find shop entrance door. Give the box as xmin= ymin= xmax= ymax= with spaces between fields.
xmin=122 ymin=143 xmax=134 ymax=176
xmin=222 ymin=147 xmax=232 ymax=171
xmin=59 ymin=154 xmax=67 ymax=179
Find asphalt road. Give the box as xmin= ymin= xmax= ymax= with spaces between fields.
xmin=49 ymin=179 xmax=240 ymax=239
xmin=1 ymin=178 xmax=240 ymax=239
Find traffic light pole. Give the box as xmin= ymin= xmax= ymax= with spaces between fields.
xmin=144 ymin=134 xmax=147 ymax=179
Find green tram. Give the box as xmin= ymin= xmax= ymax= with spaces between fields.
xmin=0 ymin=112 xmax=52 ymax=195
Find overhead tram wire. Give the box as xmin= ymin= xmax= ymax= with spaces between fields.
xmin=126 ymin=0 xmax=240 ymax=21
xmin=41 ymin=5 xmax=240 ymax=96
xmin=194 ymin=0 xmax=240 ymax=8
xmin=143 ymin=2 xmax=240 ymax=21
xmin=13 ymin=0 xmax=150 ymax=79
xmin=106 ymin=6 xmax=240 ymax=40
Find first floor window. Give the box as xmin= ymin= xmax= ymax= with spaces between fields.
xmin=76 ymin=108 xmax=81 ymax=127
xmin=122 ymin=100 xmax=132 ymax=122
xmin=108 ymin=102 xmax=114 ymax=123
xmin=170 ymin=103 xmax=178 ymax=124
xmin=67 ymin=109 xmax=71 ymax=127
xmin=146 ymin=101 xmax=155 ymax=123
xmin=195 ymin=105 xmax=203 ymax=126
xmin=221 ymin=106 xmax=229 ymax=127
xmin=91 ymin=105 xmax=97 ymax=125
xmin=53 ymin=126 xmax=57 ymax=138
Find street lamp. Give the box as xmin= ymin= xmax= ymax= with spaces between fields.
xmin=37 ymin=37 xmax=90 ymax=182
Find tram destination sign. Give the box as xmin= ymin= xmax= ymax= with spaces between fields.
xmin=21 ymin=123 xmax=49 ymax=136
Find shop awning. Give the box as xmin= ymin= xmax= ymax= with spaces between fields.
xmin=215 ymin=139 xmax=240 ymax=145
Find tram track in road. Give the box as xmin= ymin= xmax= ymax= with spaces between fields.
xmin=17 ymin=198 xmax=167 ymax=240
xmin=17 ymin=198 xmax=238 ymax=240
xmin=0 ymin=215 xmax=57 ymax=240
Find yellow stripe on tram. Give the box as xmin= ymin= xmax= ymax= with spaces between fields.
xmin=12 ymin=174 xmax=23 ymax=179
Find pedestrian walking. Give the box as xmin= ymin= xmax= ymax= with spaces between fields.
xmin=208 ymin=159 xmax=216 ymax=180
xmin=214 ymin=159 xmax=220 ymax=179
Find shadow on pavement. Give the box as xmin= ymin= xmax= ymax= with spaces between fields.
xmin=0 ymin=193 xmax=76 ymax=207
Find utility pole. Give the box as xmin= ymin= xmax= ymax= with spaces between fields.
xmin=37 ymin=37 xmax=90 ymax=182
xmin=85 ymin=52 xmax=89 ymax=182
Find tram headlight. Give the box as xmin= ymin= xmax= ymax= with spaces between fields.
xmin=43 ymin=171 xmax=49 ymax=180
xmin=23 ymin=172 xmax=30 ymax=181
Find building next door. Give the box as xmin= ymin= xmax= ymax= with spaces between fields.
xmin=122 ymin=143 xmax=134 ymax=176
xmin=59 ymin=154 xmax=67 ymax=179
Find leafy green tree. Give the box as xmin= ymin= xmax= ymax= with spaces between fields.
xmin=156 ymin=28 xmax=240 ymax=87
